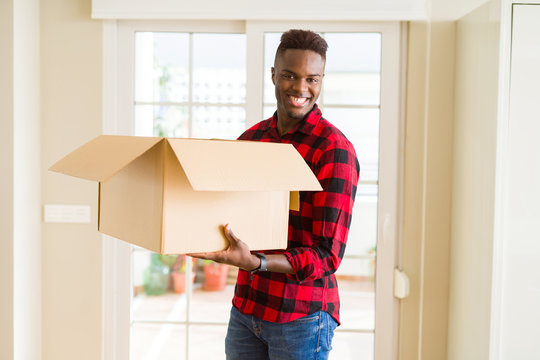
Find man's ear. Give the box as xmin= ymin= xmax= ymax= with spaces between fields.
xmin=271 ymin=67 xmax=276 ymax=85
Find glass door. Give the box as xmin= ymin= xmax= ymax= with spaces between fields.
xmin=110 ymin=20 xmax=401 ymax=360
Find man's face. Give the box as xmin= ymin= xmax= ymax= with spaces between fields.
xmin=272 ymin=49 xmax=325 ymax=122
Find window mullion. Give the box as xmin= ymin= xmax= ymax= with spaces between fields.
xmin=186 ymin=32 xmax=194 ymax=360
xmin=188 ymin=32 xmax=194 ymax=139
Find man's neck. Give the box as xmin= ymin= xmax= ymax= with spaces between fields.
xmin=276 ymin=109 xmax=311 ymax=136
xmin=277 ymin=118 xmax=302 ymax=136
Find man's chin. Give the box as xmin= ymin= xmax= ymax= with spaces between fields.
xmin=286 ymin=108 xmax=310 ymax=120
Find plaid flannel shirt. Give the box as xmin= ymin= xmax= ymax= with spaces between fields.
xmin=232 ymin=105 xmax=360 ymax=325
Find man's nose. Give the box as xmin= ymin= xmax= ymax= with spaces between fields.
xmin=291 ymin=78 xmax=308 ymax=93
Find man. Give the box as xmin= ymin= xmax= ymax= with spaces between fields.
xmin=191 ymin=29 xmax=360 ymax=360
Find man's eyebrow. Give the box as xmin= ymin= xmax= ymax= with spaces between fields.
xmin=281 ymin=69 xmax=322 ymax=77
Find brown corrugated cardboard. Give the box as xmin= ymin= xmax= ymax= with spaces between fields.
xmin=49 ymin=135 xmax=322 ymax=254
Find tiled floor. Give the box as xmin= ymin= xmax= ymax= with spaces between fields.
xmin=132 ymin=278 xmax=374 ymax=359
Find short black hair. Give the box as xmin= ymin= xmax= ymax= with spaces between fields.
xmin=275 ymin=29 xmax=328 ymax=61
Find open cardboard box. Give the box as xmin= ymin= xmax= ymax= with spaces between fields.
xmin=49 ymin=135 xmax=322 ymax=254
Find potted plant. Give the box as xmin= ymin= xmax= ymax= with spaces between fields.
xmin=202 ymin=260 xmax=229 ymax=291
xmin=143 ymin=254 xmax=170 ymax=295
xmin=170 ymin=255 xmax=196 ymax=294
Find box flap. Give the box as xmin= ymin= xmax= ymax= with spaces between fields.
xmin=166 ymin=138 xmax=322 ymax=191
xmin=49 ymin=135 xmax=163 ymax=182
xmin=99 ymin=140 xmax=165 ymax=253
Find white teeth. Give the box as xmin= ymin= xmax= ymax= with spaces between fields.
xmin=291 ymin=96 xmax=307 ymax=105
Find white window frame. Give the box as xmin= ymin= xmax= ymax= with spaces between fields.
xmin=102 ymin=19 xmax=403 ymax=360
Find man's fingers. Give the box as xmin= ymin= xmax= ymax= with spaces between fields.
xmin=188 ymin=251 xmax=225 ymax=261
xmin=187 ymin=252 xmax=208 ymax=259
xmin=224 ymin=224 xmax=240 ymax=243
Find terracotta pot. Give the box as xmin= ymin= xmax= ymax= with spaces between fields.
xmin=171 ymin=272 xmax=195 ymax=294
xmin=203 ymin=264 xmax=229 ymax=291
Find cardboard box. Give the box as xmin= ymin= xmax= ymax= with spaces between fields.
xmin=49 ymin=135 xmax=322 ymax=254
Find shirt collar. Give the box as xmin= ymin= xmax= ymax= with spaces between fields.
xmin=269 ymin=104 xmax=322 ymax=136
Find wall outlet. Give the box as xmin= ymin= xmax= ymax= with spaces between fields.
xmin=43 ymin=204 xmax=91 ymax=224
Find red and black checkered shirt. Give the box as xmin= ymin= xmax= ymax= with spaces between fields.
xmin=232 ymin=105 xmax=360 ymax=325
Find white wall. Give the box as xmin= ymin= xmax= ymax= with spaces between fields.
xmin=447 ymin=1 xmax=500 ymax=359
xmin=430 ymin=0 xmax=490 ymax=20
xmin=0 ymin=1 xmax=15 ymax=357
xmin=41 ymin=0 xmax=103 ymax=359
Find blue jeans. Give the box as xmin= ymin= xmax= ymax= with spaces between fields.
xmin=225 ymin=307 xmax=338 ymax=360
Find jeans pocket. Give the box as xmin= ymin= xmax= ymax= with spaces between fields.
xmin=291 ymin=312 xmax=321 ymax=323
xmin=324 ymin=312 xmax=338 ymax=352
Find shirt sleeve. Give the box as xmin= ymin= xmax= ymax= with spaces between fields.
xmin=284 ymin=141 xmax=360 ymax=282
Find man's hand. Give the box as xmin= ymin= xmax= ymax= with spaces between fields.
xmin=188 ymin=224 xmax=260 ymax=272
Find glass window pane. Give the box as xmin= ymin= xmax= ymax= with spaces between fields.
xmin=188 ymin=325 xmax=227 ymax=359
xmin=193 ymin=34 xmax=246 ymax=104
xmin=132 ymin=323 xmax=187 ymax=360
xmin=133 ymin=293 xmax=187 ymax=322
xmin=325 ymin=33 xmax=381 ymax=73
xmin=190 ymin=263 xmax=236 ymax=323
xmin=324 ymin=33 xmax=381 ymax=106
xmin=263 ymin=105 xmax=276 ymax=120
xmin=192 ymin=106 xmax=246 ymax=139
xmin=323 ymin=73 xmax=380 ymax=106
xmin=134 ymin=105 xmax=189 ymax=137
xmin=337 ymin=262 xmax=375 ymax=332
xmin=135 ymin=32 xmax=190 ymax=103
xmin=346 ymin=185 xmax=378 ymax=256
xmin=133 ymin=253 xmax=193 ymax=323
xmin=331 ymin=332 xmax=374 ymax=359
xmin=322 ymin=108 xmax=379 ymax=181
xmin=133 ymin=249 xmax=151 ymax=296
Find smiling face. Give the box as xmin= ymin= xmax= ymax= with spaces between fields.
xmin=272 ymin=49 xmax=325 ymax=131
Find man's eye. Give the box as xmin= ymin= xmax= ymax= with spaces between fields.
xmin=282 ymin=74 xmax=294 ymax=80
xmin=307 ymin=78 xmax=318 ymax=83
